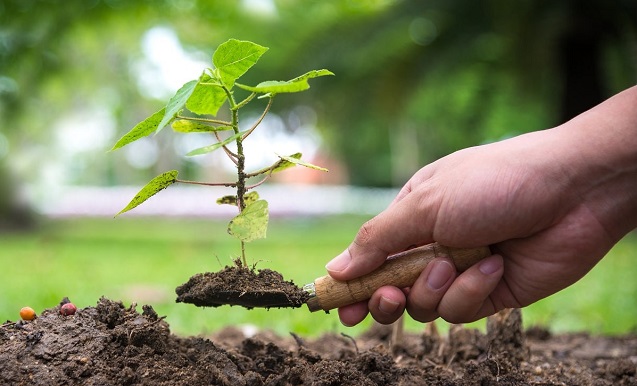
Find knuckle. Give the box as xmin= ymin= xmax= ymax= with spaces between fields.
xmin=349 ymin=219 xmax=388 ymax=268
xmin=354 ymin=220 xmax=376 ymax=247
xmin=437 ymin=285 xmax=485 ymax=324
xmin=455 ymin=276 xmax=484 ymax=300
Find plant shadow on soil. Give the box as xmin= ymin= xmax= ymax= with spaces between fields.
xmin=1 ymin=294 xmax=636 ymax=385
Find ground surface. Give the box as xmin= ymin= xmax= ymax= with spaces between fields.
xmin=1 ymin=297 xmax=636 ymax=385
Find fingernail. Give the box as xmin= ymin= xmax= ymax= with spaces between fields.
xmin=479 ymin=255 xmax=502 ymax=275
xmin=426 ymin=260 xmax=454 ymax=290
xmin=379 ymin=296 xmax=400 ymax=314
xmin=326 ymin=250 xmax=351 ymax=272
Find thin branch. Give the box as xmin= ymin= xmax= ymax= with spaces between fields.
xmin=176 ymin=179 xmax=237 ymax=188
xmin=245 ymin=173 xmax=273 ymax=190
xmin=175 ymin=114 xmax=232 ymax=127
xmin=245 ymin=162 xmax=279 ymax=178
xmin=241 ymin=97 xmax=273 ymax=141
xmin=234 ymin=92 xmax=257 ymax=110
xmin=214 ymin=131 xmax=239 ymax=165
xmin=246 ymin=161 xmax=279 ymax=189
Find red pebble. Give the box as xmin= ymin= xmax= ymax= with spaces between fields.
xmin=60 ymin=303 xmax=77 ymax=316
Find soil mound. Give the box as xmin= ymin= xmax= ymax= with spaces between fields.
xmin=1 ymin=297 xmax=635 ymax=385
xmin=175 ymin=265 xmax=309 ymax=309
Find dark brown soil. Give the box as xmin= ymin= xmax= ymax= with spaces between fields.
xmin=175 ymin=264 xmax=310 ymax=308
xmin=1 ymin=297 xmax=636 ymax=385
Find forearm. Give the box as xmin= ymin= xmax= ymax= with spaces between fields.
xmin=554 ymin=85 xmax=637 ymax=241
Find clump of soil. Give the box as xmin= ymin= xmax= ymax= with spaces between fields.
xmin=1 ymin=297 xmax=636 ymax=385
xmin=175 ymin=263 xmax=310 ymax=308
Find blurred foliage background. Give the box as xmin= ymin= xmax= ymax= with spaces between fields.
xmin=1 ymin=0 xmax=636 ymax=334
xmin=2 ymin=0 xmax=635 ymax=196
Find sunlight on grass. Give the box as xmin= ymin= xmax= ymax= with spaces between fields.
xmin=0 ymin=217 xmax=635 ymax=337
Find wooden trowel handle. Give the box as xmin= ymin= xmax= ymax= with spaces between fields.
xmin=306 ymin=243 xmax=491 ymax=312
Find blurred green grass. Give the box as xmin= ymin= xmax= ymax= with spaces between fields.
xmin=1 ymin=216 xmax=635 ymax=337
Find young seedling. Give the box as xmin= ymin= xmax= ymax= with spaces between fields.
xmin=112 ymin=39 xmax=332 ymax=267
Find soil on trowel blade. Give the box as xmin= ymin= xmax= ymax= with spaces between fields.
xmin=175 ymin=264 xmax=310 ymax=309
xmin=1 ymin=297 xmax=636 ymax=385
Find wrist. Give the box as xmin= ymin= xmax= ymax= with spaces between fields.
xmin=554 ymin=86 xmax=637 ymax=239
xmin=565 ymin=86 xmax=637 ymax=171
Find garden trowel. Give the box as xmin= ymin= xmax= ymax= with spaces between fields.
xmin=191 ymin=242 xmax=491 ymax=311
xmin=301 ymin=243 xmax=491 ymax=312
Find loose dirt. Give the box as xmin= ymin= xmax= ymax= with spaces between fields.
xmin=175 ymin=264 xmax=309 ymax=308
xmin=1 ymin=297 xmax=636 ymax=385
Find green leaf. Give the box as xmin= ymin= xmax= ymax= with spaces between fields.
xmin=116 ymin=170 xmax=178 ymax=216
xmin=227 ymin=199 xmax=269 ymax=242
xmin=244 ymin=191 xmax=259 ymax=205
xmin=276 ymin=153 xmax=329 ymax=172
xmin=213 ymin=39 xmax=269 ymax=87
xmin=111 ymin=108 xmax=165 ymax=151
xmin=171 ymin=120 xmax=232 ymax=133
xmin=237 ymin=69 xmax=334 ymax=94
xmin=157 ymin=80 xmax=198 ymax=133
xmin=185 ymin=81 xmax=227 ymax=116
xmin=247 ymin=154 xmax=304 ymax=177
xmin=216 ymin=192 xmax=258 ymax=206
xmin=216 ymin=195 xmax=236 ymax=205
xmin=270 ymin=152 xmax=302 ymax=173
xmin=186 ymin=130 xmax=246 ymax=156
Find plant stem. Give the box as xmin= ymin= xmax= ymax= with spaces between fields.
xmin=235 ymin=115 xmax=248 ymax=266
xmin=224 ymin=85 xmax=248 ymax=266
xmin=230 ymin=105 xmax=246 ymax=211
xmin=222 ymin=88 xmax=273 ymax=267
xmin=240 ymin=241 xmax=246 ymax=267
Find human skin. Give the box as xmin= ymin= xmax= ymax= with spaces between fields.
xmin=326 ymin=85 xmax=637 ymax=327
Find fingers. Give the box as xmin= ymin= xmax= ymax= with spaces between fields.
xmin=368 ymin=286 xmax=406 ymax=324
xmin=338 ymin=255 xmax=504 ymax=327
xmin=408 ymin=254 xmax=504 ymax=324
xmin=337 ymin=301 xmax=369 ymax=327
xmin=406 ymin=258 xmax=457 ymax=322
xmin=326 ymin=188 xmax=439 ymax=281
xmin=338 ymin=286 xmax=406 ymax=326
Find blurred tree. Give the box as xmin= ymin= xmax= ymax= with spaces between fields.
xmin=267 ymin=0 xmax=637 ymax=186
xmin=0 ymin=1 xmax=151 ymax=228
xmin=0 ymin=0 xmax=373 ymax=226
xmin=0 ymin=0 xmax=635 ymax=230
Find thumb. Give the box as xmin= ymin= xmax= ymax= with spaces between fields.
xmin=326 ymin=188 xmax=439 ymax=281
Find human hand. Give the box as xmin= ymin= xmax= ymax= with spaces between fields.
xmin=326 ymin=87 xmax=637 ymax=326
